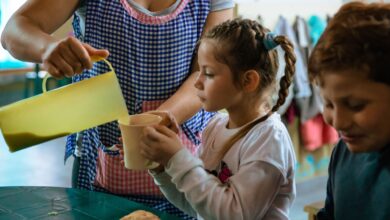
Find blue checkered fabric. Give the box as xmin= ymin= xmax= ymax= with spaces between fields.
xmin=65 ymin=0 xmax=214 ymax=218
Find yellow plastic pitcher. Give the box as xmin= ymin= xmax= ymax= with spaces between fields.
xmin=0 ymin=57 xmax=128 ymax=152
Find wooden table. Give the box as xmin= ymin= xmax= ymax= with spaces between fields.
xmin=304 ymin=200 xmax=325 ymax=220
xmin=0 ymin=67 xmax=35 ymax=76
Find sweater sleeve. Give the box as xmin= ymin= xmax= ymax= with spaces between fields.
xmin=149 ymin=153 xmax=198 ymax=217
xmin=164 ymin=149 xmax=285 ymax=220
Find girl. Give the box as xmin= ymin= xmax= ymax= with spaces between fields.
xmin=140 ymin=18 xmax=297 ymax=220
xmin=308 ymin=2 xmax=390 ymax=220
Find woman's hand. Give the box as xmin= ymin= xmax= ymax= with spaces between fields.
xmin=147 ymin=110 xmax=180 ymax=134
xmin=140 ymin=124 xmax=183 ymax=167
xmin=42 ymin=36 xmax=109 ymax=78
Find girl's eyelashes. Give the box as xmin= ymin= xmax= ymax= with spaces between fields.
xmin=201 ymin=67 xmax=214 ymax=78
xmin=204 ymin=71 xmax=214 ymax=78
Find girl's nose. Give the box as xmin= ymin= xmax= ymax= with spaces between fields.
xmin=194 ymin=72 xmax=203 ymax=90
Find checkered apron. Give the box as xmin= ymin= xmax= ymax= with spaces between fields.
xmin=65 ymin=0 xmax=214 ymax=218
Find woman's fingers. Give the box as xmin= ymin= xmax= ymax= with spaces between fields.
xmin=43 ymin=61 xmax=61 ymax=78
xmin=69 ymin=38 xmax=93 ymax=69
xmin=61 ymin=45 xmax=84 ymax=74
xmin=41 ymin=36 xmax=109 ymax=78
xmin=83 ymin=43 xmax=109 ymax=66
xmin=42 ymin=38 xmax=78 ymax=77
xmin=51 ymin=54 xmax=76 ymax=77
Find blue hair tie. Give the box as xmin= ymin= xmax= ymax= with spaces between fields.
xmin=263 ymin=32 xmax=279 ymax=50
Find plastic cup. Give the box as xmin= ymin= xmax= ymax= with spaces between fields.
xmin=118 ymin=113 xmax=161 ymax=170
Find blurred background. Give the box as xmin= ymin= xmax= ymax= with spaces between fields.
xmin=0 ymin=1 xmax=387 ymax=219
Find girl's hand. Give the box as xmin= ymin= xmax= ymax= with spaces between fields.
xmin=116 ymin=136 xmax=165 ymax=173
xmin=146 ymin=110 xmax=180 ymax=134
xmin=42 ymin=36 xmax=109 ymax=78
xmin=140 ymin=124 xmax=183 ymax=166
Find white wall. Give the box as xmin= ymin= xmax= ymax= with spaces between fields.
xmin=343 ymin=0 xmax=390 ymax=2
xmin=234 ymin=0 xmax=343 ymax=28
xmin=0 ymin=0 xmax=26 ymax=61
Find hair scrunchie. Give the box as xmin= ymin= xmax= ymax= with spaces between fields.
xmin=263 ymin=32 xmax=279 ymax=50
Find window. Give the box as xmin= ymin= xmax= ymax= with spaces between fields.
xmin=0 ymin=0 xmax=33 ymax=69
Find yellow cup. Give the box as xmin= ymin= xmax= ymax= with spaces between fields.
xmin=118 ymin=113 xmax=161 ymax=170
xmin=0 ymin=57 xmax=128 ymax=152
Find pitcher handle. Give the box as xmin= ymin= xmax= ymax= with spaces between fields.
xmin=42 ymin=56 xmax=114 ymax=93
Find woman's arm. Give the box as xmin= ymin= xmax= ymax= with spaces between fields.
xmin=157 ymin=8 xmax=233 ymax=124
xmin=1 ymin=0 xmax=79 ymax=62
xmin=1 ymin=0 xmax=108 ymax=78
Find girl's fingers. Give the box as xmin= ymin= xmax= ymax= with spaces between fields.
xmin=116 ymin=137 xmax=123 ymax=149
xmin=147 ymin=110 xmax=180 ymax=134
xmin=154 ymin=124 xmax=177 ymax=138
xmin=139 ymin=141 xmax=154 ymax=159
xmin=143 ymin=126 xmax=162 ymax=141
xmin=119 ymin=149 xmax=124 ymax=160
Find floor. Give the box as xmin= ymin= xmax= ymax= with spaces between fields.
xmin=0 ymin=135 xmax=73 ymax=188
xmin=0 ymin=132 xmax=326 ymax=220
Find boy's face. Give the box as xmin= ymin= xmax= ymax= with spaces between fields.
xmin=319 ymin=69 xmax=390 ymax=153
xmin=194 ymin=39 xmax=243 ymax=112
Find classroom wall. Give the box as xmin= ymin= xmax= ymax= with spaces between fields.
xmin=343 ymin=0 xmax=390 ymax=2
xmin=234 ymin=0 xmax=342 ymax=28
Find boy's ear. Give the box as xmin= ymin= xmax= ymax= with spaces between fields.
xmin=241 ymin=70 xmax=260 ymax=92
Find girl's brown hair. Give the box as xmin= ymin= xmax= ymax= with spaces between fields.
xmin=200 ymin=18 xmax=296 ymax=165
xmin=308 ymin=2 xmax=390 ymax=85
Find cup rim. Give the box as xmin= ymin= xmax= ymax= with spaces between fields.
xmin=118 ymin=113 xmax=162 ymax=126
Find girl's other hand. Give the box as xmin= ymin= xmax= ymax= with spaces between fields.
xmin=150 ymin=164 xmax=165 ymax=174
xmin=107 ymin=137 xmax=124 ymax=165
xmin=147 ymin=110 xmax=180 ymax=134
xmin=42 ymin=36 xmax=109 ymax=78
xmin=140 ymin=124 xmax=182 ymax=166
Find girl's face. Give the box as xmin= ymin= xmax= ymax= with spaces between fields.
xmin=319 ymin=69 xmax=390 ymax=153
xmin=194 ymin=40 xmax=243 ymax=112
